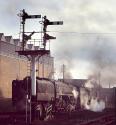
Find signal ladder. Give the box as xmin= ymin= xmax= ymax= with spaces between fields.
xmin=18 ymin=10 xmax=23 ymax=40
xmin=27 ymin=60 xmax=31 ymax=77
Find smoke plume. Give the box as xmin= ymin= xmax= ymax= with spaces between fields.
xmin=80 ymin=87 xmax=105 ymax=112
xmin=86 ymin=98 xmax=105 ymax=112
xmin=72 ymin=87 xmax=78 ymax=99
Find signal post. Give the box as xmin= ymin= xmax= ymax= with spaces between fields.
xmin=16 ymin=9 xmax=63 ymax=124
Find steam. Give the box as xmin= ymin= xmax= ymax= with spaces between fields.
xmin=72 ymin=87 xmax=78 ymax=99
xmin=84 ymin=79 xmax=95 ymax=88
xmin=85 ymin=75 xmax=101 ymax=88
xmin=80 ymin=87 xmax=105 ymax=112
xmin=80 ymin=88 xmax=90 ymax=109
xmin=1 ymin=1 xmax=116 ymax=87
xmin=86 ymin=98 xmax=105 ymax=112
xmin=90 ymin=38 xmax=116 ymax=88
xmin=82 ymin=73 xmax=106 ymax=112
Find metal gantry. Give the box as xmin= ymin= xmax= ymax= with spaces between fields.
xmin=16 ymin=9 xmax=63 ymax=124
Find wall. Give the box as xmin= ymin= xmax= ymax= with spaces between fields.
xmin=0 ymin=54 xmax=28 ymax=98
xmin=0 ymin=34 xmax=54 ymax=99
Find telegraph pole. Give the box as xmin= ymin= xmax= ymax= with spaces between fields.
xmin=62 ymin=64 xmax=65 ymax=82
xmin=98 ymin=71 xmax=101 ymax=99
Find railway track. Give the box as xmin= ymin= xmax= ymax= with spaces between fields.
xmin=0 ymin=109 xmax=115 ymax=125
xmin=80 ymin=113 xmax=116 ymax=125
xmin=33 ymin=109 xmax=116 ymax=125
xmin=0 ymin=112 xmax=26 ymax=125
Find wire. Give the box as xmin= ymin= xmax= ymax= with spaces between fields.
xmin=48 ymin=31 xmax=116 ymax=34
xmin=17 ymin=31 xmax=116 ymax=35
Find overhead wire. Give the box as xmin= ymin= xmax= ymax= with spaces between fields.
xmin=47 ymin=31 xmax=116 ymax=38
xmin=48 ymin=31 xmax=116 ymax=34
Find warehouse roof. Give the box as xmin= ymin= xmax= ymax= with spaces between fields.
xmin=58 ymin=79 xmax=87 ymax=87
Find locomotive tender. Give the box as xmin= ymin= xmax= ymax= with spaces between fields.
xmin=12 ymin=77 xmax=77 ymax=120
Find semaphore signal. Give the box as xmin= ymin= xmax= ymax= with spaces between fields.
xmin=16 ymin=9 xmax=63 ymax=124
xmin=43 ymin=16 xmax=63 ymax=49
xmin=21 ymin=9 xmax=41 ymax=24
xmin=19 ymin=9 xmax=41 ymax=50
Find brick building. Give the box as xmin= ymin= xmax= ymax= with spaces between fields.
xmin=0 ymin=33 xmax=54 ymax=99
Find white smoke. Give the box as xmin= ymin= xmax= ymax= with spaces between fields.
xmin=84 ymin=75 xmax=101 ymax=89
xmin=80 ymin=88 xmax=90 ymax=108
xmin=86 ymin=98 xmax=105 ymax=112
xmin=72 ymin=87 xmax=78 ymax=99
xmin=80 ymin=88 xmax=105 ymax=112
xmin=84 ymin=80 xmax=94 ymax=88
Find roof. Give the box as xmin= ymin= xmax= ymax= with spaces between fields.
xmin=0 ymin=33 xmax=4 ymax=39
xmin=5 ymin=36 xmax=12 ymax=42
xmin=0 ymin=33 xmax=6 ymax=42
xmin=34 ymin=46 xmax=39 ymax=50
xmin=14 ymin=39 xmax=20 ymax=45
xmin=58 ymin=79 xmax=88 ymax=87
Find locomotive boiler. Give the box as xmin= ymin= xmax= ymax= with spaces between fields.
xmin=12 ymin=77 xmax=77 ymax=120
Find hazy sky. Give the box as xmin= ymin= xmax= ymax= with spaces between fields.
xmin=1 ymin=0 xmax=116 ymax=87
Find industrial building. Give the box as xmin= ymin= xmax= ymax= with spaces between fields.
xmin=0 ymin=33 xmax=54 ymax=111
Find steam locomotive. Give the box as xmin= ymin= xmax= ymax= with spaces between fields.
xmin=12 ymin=77 xmax=77 ymax=120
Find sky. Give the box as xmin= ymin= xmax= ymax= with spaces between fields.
xmin=0 ymin=0 xmax=116 ymax=87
